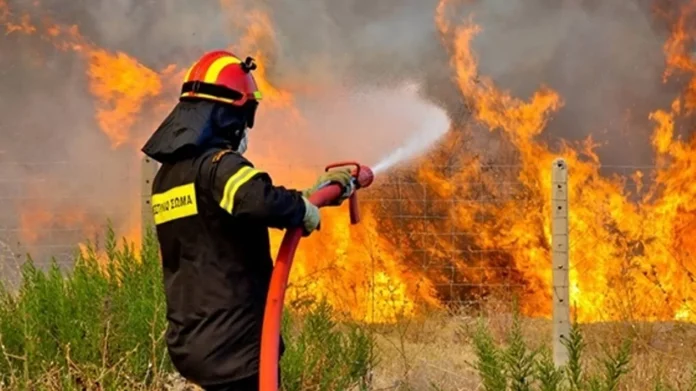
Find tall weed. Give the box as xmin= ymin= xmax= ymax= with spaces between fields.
xmin=468 ymin=307 xmax=675 ymax=391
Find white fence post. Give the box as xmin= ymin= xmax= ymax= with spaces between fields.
xmin=551 ymin=158 xmax=570 ymax=367
xmin=141 ymin=155 xmax=159 ymax=242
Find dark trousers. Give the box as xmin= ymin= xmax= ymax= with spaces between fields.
xmin=203 ymin=371 xmax=281 ymax=391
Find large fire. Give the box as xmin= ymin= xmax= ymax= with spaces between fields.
xmin=2 ymin=0 xmax=696 ymax=324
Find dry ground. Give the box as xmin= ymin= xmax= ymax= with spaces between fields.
xmin=369 ymin=311 xmax=696 ymax=390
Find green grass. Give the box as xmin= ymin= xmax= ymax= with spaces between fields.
xmin=0 ymin=226 xmax=374 ymax=390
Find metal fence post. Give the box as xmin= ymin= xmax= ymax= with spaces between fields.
xmin=141 ymin=155 xmax=159 ymax=243
xmin=551 ymin=158 xmax=570 ymax=367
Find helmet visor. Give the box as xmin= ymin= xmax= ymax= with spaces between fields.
xmin=244 ymin=100 xmax=258 ymax=129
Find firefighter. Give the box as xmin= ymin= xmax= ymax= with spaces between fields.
xmin=141 ymin=50 xmax=353 ymax=391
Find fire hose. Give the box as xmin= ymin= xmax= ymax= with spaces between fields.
xmin=259 ymin=162 xmax=375 ymax=391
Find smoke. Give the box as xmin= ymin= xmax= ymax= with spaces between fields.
xmin=194 ymin=0 xmax=686 ymax=167
xmin=0 ymin=0 xmax=693 ymax=265
xmin=458 ymin=0 xmax=679 ymax=167
xmin=256 ymin=0 xmax=683 ymax=166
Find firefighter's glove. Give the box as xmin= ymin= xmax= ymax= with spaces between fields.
xmin=301 ymin=197 xmax=321 ymax=236
xmin=302 ymin=168 xmax=354 ymax=206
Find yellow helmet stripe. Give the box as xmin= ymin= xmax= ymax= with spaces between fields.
xmin=183 ymin=63 xmax=197 ymax=83
xmin=204 ymin=56 xmax=242 ymax=84
xmin=180 ymin=91 xmax=238 ymax=105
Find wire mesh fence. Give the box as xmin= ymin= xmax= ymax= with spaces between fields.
xmin=0 ymin=156 xmax=536 ymax=314
xmin=357 ymin=166 xmax=530 ymax=308
xmin=1 ymin=154 xmax=692 ymax=328
xmin=0 ymin=157 xmax=140 ymax=284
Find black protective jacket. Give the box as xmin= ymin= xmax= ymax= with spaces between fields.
xmin=142 ymin=101 xmax=306 ymax=386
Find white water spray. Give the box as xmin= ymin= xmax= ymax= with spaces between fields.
xmin=371 ymin=99 xmax=450 ymax=174
xmin=295 ymin=82 xmax=450 ymax=176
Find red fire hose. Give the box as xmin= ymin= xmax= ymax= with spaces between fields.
xmin=259 ymin=162 xmax=375 ymax=391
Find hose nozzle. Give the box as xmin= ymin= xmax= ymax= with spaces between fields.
xmin=353 ymin=165 xmax=374 ymax=189
xmin=324 ymin=162 xmax=374 ymax=189
xmin=324 ymin=162 xmax=375 ymax=225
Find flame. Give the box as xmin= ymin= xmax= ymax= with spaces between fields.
xmin=87 ymin=50 xmax=166 ymax=148
xmin=1 ymin=5 xmax=172 ymax=148
xmin=5 ymin=0 xmax=696 ymax=324
xmin=428 ymin=0 xmax=696 ymax=322
xmin=283 ymin=207 xmax=440 ymax=321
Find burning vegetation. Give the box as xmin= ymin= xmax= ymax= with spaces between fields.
xmin=0 ymin=0 xmax=695 ymax=324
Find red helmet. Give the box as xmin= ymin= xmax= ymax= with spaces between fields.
xmin=180 ymin=50 xmax=263 ymax=107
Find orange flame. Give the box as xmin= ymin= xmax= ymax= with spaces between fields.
xmin=87 ymin=50 xmax=165 ymax=148
xmin=5 ymin=0 xmax=696 ymax=324
xmin=431 ymin=0 xmax=696 ymax=322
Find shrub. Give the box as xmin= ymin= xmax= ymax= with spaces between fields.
xmin=281 ymin=301 xmax=374 ymax=391
xmin=469 ymin=307 xmax=694 ymax=391
xmin=0 ymin=227 xmax=171 ymax=390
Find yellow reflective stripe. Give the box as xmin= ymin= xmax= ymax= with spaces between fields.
xmin=151 ymin=183 xmax=198 ymax=225
xmin=183 ymin=63 xmax=196 ymax=83
xmin=180 ymin=91 xmax=238 ymax=105
xmin=219 ymin=166 xmax=261 ymax=213
xmin=253 ymin=90 xmax=263 ymax=100
xmin=204 ymin=56 xmax=242 ymax=84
